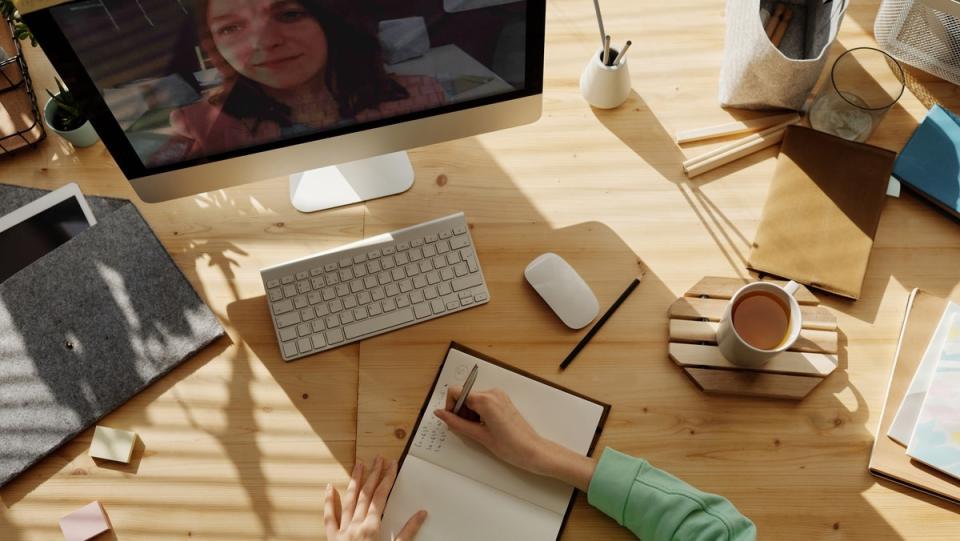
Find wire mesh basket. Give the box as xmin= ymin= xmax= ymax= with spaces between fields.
xmin=876 ymin=0 xmax=960 ymax=84
xmin=0 ymin=16 xmax=45 ymax=155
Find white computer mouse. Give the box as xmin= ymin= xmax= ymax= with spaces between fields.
xmin=524 ymin=253 xmax=599 ymax=329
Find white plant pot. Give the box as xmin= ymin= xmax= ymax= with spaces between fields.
xmin=44 ymin=95 xmax=99 ymax=148
xmin=580 ymin=48 xmax=632 ymax=109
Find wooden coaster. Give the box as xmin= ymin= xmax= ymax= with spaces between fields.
xmin=668 ymin=277 xmax=838 ymax=400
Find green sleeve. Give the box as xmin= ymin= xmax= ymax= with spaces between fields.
xmin=587 ymin=447 xmax=756 ymax=541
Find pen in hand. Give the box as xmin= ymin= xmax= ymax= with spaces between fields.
xmin=452 ymin=364 xmax=478 ymax=416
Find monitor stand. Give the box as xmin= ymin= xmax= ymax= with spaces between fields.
xmin=289 ymin=151 xmax=415 ymax=213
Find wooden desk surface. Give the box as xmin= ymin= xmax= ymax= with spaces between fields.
xmin=2 ymin=1 xmax=959 ymax=539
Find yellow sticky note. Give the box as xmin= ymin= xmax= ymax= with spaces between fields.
xmin=89 ymin=426 xmax=137 ymax=463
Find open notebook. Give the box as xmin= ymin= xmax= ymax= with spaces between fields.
xmin=380 ymin=343 xmax=610 ymax=541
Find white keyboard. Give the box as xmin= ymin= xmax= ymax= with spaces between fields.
xmin=260 ymin=213 xmax=490 ymax=361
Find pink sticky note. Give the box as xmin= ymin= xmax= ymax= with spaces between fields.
xmin=59 ymin=501 xmax=111 ymax=541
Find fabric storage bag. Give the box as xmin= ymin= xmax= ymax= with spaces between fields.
xmin=720 ymin=0 xmax=849 ymax=110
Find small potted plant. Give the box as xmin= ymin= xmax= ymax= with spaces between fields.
xmin=44 ymin=78 xmax=98 ymax=148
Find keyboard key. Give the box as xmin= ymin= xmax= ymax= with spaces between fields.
xmin=344 ymin=295 xmax=358 ymax=309
xmin=312 ymin=319 xmax=325 ymax=332
xmin=426 ymin=271 xmax=440 ymax=285
xmin=461 ymin=297 xmax=474 ymax=306
xmin=398 ymin=242 xmax=410 ymax=250
xmin=452 ymin=274 xmax=483 ymax=292
xmin=438 ymin=282 xmax=453 ymax=296
xmin=440 ymin=268 xmax=455 ymax=281
xmin=311 ymin=333 xmax=326 ymax=349
xmin=311 ymin=277 xmax=325 ymax=289
xmin=339 ymin=257 xmax=352 ymax=268
xmin=446 ymin=252 xmax=460 ymax=265
xmin=437 ymin=240 xmax=450 ymax=254
xmin=294 ymin=295 xmax=308 ymax=309
xmin=412 ymin=239 xmax=424 ymax=247
xmin=440 ymin=230 xmax=452 ymax=239
xmin=396 ymin=252 xmax=409 ymax=265
xmin=454 ymin=263 xmax=468 ymax=277
xmin=297 ymin=337 xmax=312 ymax=353
xmin=300 ymin=308 xmax=315 ymax=321
xmin=399 ymin=280 xmax=413 ymax=293
xmin=339 ymin=268 xmax=354 ymax=281
xmin=363 ymin=275 xmax=377 ymax=289
xmin=325 ymin=263 xmax=338 ymax=272
xmin=273 ymin=299 xmax=294 ymax=315
xmin=413 ymin=275 xmax=427 ymax=289
xmin=353 ymin=265 xmax=367 ymax=278
xmin=326 ymin=329 xmax=345 ymax=344
xmin=426 ymin=234 xmax=439 ymax=243
xmin=326 ymin=315 xmax=339 ymax=328
xmin=423 ymin=244 xmax=437 ymax=258
xmin=336 ymin=284 xmax=350 ymax=297
xmin=316 ymin=304 xmax=329 ymax=317
xmin=454 ymin=225 xmax=467 ymax=235
xmin=298 ymin=322 xmax=311 ymax=337
xmin=297 ymin=280 xmax=311 ymax=294
xmin=343 ymin=308 xmax=415 ymax=339
xmin=358 ymin=291 xmax=372 ymax=304
xmin=354 ymin=308 xmax=368 ymax=320
xmin=372 ymin=287 xmax=386 ymax=301
xmin=431 ymin=299 xmax=445 ymax=314
xmin=405 ymin=264 xmax=419 ymax=277
xmin=350 ymin=279 xmax=363 ymax=293
xmin=340 ymin=311 xmax=354 ymax=324
xmin=419 ymin=260 xmax=432 ymax=273
xmin=446 ymin=300 xmax=460 ymax=310
xmin=410 ymin=290 xmax=425 ymax=304
xmin=267 ymin=279 xmax=281 ymax=288
xmin=276 ymin=311 xmax=300 ymax=328
xmin=466 ymin=257 xmax=479 ymax=273
xmin=367 ymin=249 xmax=381 ymax=259
xmin=322 ymin=287 xmax=336 ymax=301
xmin=424 ymin=286 xmax=438 ymax=299
xmin=296 ymin=271 xmax=309 ymax=280
xmin=409 ymin=248 xmax=423 ymax=261
xmin=282 ymin=341 xmax=298 ymax=358
xmin=396 ymin=295 xmax=411 ymax=308
xmin=268 ymin=288 xmax=283 ymax=301
xmin=283 ymin=284 xmax=297 ymax=297
xmin=353 ymin=254 xmax=367 ymax=264
xmin=279 ymin=327 xmax=298 ymax=341
xmin=450 ymin=236 xmax=469 ymax=249
xmin=367 ymin=260 xmax=381 ymax=273
xmin=432 ymin=256 xmax=446 ymax=269
xmin=369 ymin=303 xmax=383 ymax=316
xmin=281 ymin=275 xmax=295 ymax=284
xmin=383 ymin=298 xmax=397 ymax=311
xmin=330 ymin=299 xmax=344 ymax=312
xmin=383 ymin=246 xmax=396 ymax=255
xmin=382 ymin=257 xmax=396 ymax=269
xmin=414 ymin=303 xmax=431 ymax=319
xmin=325 ymin=272 xmax=339 ymax=285
xmin=308 ymin=291 xmax=323 ymax=304
xmin=310 ymin=267 xmax=324 ymax=277
xmin=391 ymin=268 xmax=404 ymax=281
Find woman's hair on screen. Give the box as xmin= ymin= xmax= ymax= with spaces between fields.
xmin=193 ymin=0 xmax=409 ymax=128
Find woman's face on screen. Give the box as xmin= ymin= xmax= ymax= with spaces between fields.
xmin=207 ymin=0 xmax=329 ymax=91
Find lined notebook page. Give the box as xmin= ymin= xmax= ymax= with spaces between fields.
xmin=380 ymin=346 xmax=606 ymax=541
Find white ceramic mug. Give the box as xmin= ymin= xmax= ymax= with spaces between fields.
xmin=579 ymin=48 xmax=631 ymax=109
xmin=716 ymin=281 xmax=803 ymax=367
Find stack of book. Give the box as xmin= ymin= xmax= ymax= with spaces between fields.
xmin=869 ymin=290 xmax=960 ymax=504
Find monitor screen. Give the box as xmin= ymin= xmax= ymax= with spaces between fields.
xmin=46 ymin=0 xmax=530 ymax=173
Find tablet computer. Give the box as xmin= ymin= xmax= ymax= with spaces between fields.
xmin=0 ymin=183 xmax=97 ymax=282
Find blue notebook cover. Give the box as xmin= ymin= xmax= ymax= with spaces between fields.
xmin=893 ymin=105 xmax=960 ymax=220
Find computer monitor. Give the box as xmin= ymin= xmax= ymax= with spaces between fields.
xmin=23 ymin=0 xmax=544 ymax=212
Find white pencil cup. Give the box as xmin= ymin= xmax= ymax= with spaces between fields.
xmin=580 ymin=48 xmax=631 ymax=109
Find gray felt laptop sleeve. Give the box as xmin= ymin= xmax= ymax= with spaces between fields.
xmin=0 ymin=183 xmax=225 ymax=487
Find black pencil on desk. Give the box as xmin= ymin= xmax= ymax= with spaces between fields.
xmin=559 ymin=276 xmax=641 ymax=370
